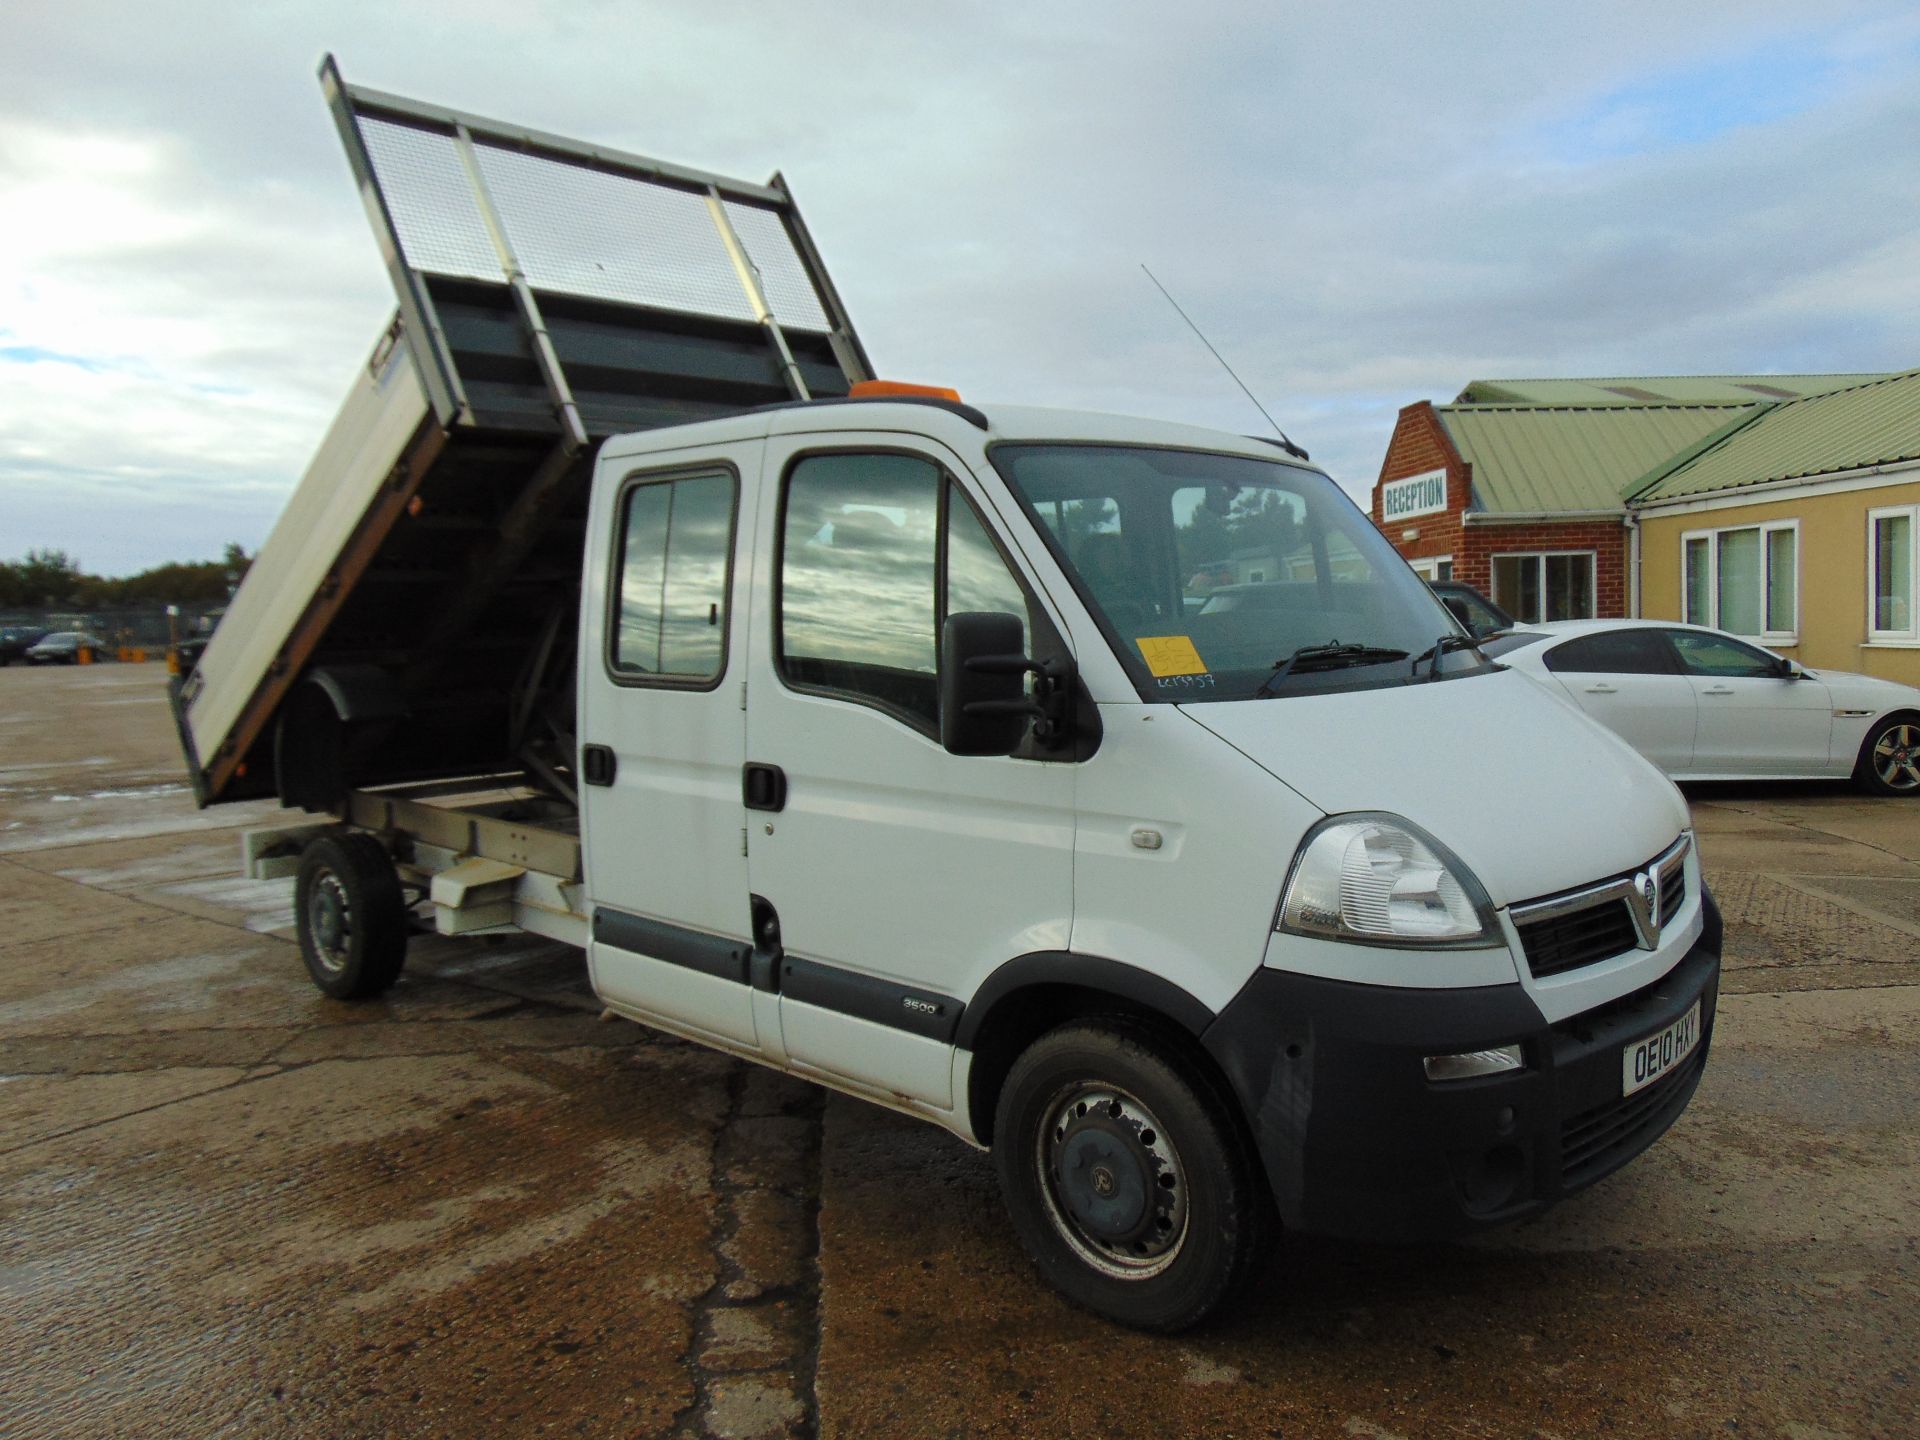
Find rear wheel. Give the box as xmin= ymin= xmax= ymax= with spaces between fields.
xmin=993 ymin=1020 xmax=1270 ymax=1331
xmin=294 ymin=832 xmax=408 ymax=998
xmin=1856 ymin=716 xmax=1920 ymax=796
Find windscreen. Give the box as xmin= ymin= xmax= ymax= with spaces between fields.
xmin=991 ymin=444 xmax=1481 ymax=701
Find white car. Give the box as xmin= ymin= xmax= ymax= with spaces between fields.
xmin=1488 ymin=620 xmax=1920 ymax=795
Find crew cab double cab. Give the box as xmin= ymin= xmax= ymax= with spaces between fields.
xmin=180 ymin=63 xmax=1720 ymax=1330
xmin=578 ymin=400 xmax=1720 ymax=1329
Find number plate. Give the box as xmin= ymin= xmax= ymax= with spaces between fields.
xmin=1622 ymin=1000 xmax=1701 ymax=1097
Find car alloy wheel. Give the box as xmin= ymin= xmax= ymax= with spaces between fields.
xmin=1871 ymin=720 xmax=1920 ymax=793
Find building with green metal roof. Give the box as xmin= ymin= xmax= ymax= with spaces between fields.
xmin=1629 ymin=369 xmax=1920 ymax=685
xmin=1628 ymin=369 xmax=1920 ymax=504
xmin=1374 ymin=372 xmax=1920 ymax=687
xmin=1444 ymin=402 xmax=1760 ymax=515
xmin=1456 ymin=374 xmax=1890 ymax=407
xmin=1371 ymin=369 xmax=1920 ymax=684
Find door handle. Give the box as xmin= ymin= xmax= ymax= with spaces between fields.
xmin=582 ymin=744 xmax=617 ymax=787
xmin=1584 ymin=683 xmax=1617 ymax=694
xmin=743 ymin=762 xmax=787 ymax=813
xmin=1702 ymin=686 xmax=1734 ymax=697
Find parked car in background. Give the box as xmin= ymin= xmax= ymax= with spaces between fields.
xmin=1487 ymin=620 xmax=1920 ymax=795
xmin=24 ymin=631 xmax=108 ymax=665
xmin=0 ymin=626 xmax=49 ymax=665
xmin=1428 ymin=580 xmax=1515 ymax=638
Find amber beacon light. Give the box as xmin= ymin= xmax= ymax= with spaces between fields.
xmin=849 ymin=379 xmax=964 ymax=402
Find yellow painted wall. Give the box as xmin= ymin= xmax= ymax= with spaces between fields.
xmin=1637 ymin=478 xmax=1920 ymax=687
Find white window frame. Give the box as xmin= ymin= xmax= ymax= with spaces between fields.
xmin=1679 ymin=520 xmax=1799 ymax=643
xmin=1407 ymin=554 xmax=1454 ymax=582
xmin=1866 ymin=504 xmax=1920 ymax=645
xmin=1489 ymin=550 xmax=1596 ymax=624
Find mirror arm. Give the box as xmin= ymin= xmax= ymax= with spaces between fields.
xmin=963 ymin=652 xmax=1041 ymax=678
xmin=959 ymin=654 xmax=1076 ymax=745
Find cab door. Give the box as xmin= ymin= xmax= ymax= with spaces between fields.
xmin=742 ymin=436 xmax=1077 ymax=1108
xmin=579 ymin=450 xmax=761 ymax=1049
xmin=1664 ymin=629 xmax=1832 ymax=774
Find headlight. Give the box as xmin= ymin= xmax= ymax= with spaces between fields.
xmin=1277 ymin=813 xmax=1496 ymax=948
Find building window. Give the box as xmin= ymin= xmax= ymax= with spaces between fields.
xmin=1491 ymin=552 xmax=1593 ymax=624
xmin=1869 ymin=505 xmax=1918 ymax=642
xmin=1680 ymin=521 xmax=1797 ymax=640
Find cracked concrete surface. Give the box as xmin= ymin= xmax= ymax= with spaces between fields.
xmin=3 ymin=665 xmax=1918 ymax=1439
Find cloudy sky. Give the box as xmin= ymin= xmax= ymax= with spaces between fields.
xmin=5 ymin=2 xmax=1920 ymax=576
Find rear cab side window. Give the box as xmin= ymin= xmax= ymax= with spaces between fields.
xmin=776 ymin=451 xmax=1037 ymax=736
xmin=1544 ymin=630 xmax=1680 ymax=675
xmin=609 ymin=469 xmax=738 ymax=686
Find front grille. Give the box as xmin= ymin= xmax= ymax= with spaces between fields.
xmin=1511 ymin=834 xmax=1691 ymax=981
xmin=1559 ymin=1044 xmax=1705 ymax=1185
xmin=1516 ymin=901 xmax=1639 ymax=979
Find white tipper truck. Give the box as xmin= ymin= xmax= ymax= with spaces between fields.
xmin=176 ymin=60 xmax=1720 ymax=1330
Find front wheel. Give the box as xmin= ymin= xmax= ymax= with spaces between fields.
xmin=294 ymin=831 xmax=409 ymax=998
xmin=993 ymin=1021 xmax=1270 ymax=1331
xmin=1856 ymin=715 xmax=1920 ymax=796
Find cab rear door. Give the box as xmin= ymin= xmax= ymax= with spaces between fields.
xmin=579 ymin=444 xmax=763 ymax=1050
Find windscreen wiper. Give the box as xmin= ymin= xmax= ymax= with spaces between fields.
xmin=1412 ymin=633 xmax=1487 ymax=682
xmin=1254 ymin=641 xmax=1410 ymax=697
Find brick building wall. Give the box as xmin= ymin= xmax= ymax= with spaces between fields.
xmin=1455 ymin=519 xmax=1628 ymax=617
xmin=1372 ymin=402 xmax=1471 ymax=576
xmin=1371 ymin=401 xmax=1630 ymax=618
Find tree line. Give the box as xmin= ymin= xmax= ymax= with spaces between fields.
xmin=0 ymin=545 xmax=252 ymax=609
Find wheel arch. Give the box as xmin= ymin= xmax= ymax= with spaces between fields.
xmin=275 ymin=665 xmax=410 ymax=811
xmin=1867 ymin=705 xmax=1920 ymax=730
xmin=959 ymin=952 xmax=1222 ymax=1147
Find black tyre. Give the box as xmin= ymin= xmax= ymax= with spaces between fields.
xmin=294 ymin=832 xmax=408 ymax=999
xmin=993 ymin=1020 xmax=1271 ymax=1331
xmin=1855 ymin=715 xmax=1920 ymax=797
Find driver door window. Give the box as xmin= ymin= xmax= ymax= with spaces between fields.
xmin=777 ymin=453 xmax=1032 ymax=735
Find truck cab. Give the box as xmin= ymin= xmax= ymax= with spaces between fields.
xmin=572 ymin=396 xmax=1719 ymax=1329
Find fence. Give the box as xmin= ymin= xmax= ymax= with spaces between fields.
xmin=1 ymin=605 xmax=226 ymax=655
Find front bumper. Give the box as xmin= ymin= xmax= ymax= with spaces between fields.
xmin=1201 ymin=890 xmax=1722 ymax=1242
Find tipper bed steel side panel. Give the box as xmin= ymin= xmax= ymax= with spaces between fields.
xmin=175 ymin=56 xmax=870 ymax=806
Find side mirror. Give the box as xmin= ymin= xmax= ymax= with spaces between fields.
xmin=940 ymin=612 xmax=1075 ymax=757
xmin=941 ymin=612 xmax=1034 ymax=756
xmin=1777 ymin=657 xmax=1803 ymax=680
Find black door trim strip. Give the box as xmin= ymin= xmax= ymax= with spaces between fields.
xmin=591 ymin=907 xmax=965 ymax=1044
xmin=592 ymin=907 xmax=752 ymax=986
xmin=779 ymin=954 xmax=964 ymax=1044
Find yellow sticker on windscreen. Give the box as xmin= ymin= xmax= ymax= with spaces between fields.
xmin=1135 ymin=636 xmax=1208 ymax=678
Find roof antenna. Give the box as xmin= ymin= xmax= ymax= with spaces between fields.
xmin=1141 ymin=264 xmax=1308 ymax=460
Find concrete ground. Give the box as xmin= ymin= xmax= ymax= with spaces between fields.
xmin=1 ymin=662 xmax=1915 ymax=1440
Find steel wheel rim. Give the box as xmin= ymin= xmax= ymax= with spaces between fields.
xmin=1874 ymin=724 xmax=1920 ymax=792
xmin=306 ymin=870 xmax=353 ymax=975
xmin=1034 ymin=1081 xmax=1189 ymax=1280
